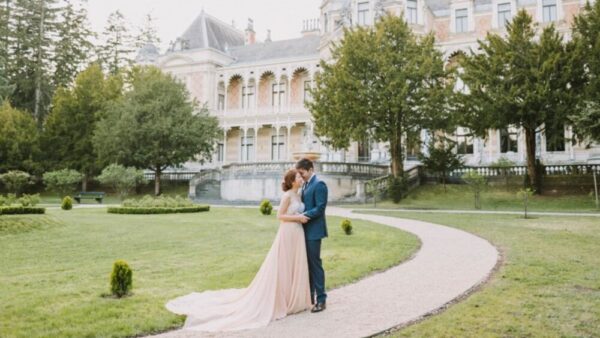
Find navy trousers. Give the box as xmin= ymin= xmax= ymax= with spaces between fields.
xmin=306 ymin=239 xmax=327 ymax=304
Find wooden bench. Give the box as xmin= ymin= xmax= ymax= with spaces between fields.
xmin=74 ymin=192 xmax=105 ymax=204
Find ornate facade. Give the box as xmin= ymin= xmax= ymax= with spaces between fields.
xmin=147 ymin=0 xmax=596 ymax=172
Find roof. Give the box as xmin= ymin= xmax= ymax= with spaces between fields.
xmin=228 ymin=35 xmax=320 ymax=65
xmin=172 ymin=10 xmax=245 ymax=52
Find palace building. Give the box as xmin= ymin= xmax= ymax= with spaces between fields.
xmin=138 ymin=0 xmax=597 ymax=201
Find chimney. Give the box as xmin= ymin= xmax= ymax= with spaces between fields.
xmin=301 ymin=18 xmax=320 ymax=37
xmin=245 ymin=18 xmax=256 ymax=45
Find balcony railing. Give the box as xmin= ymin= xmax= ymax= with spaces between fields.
xmin=221 ymin=161 xmax=390 ymax=178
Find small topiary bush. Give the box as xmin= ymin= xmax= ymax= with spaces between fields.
xmin=61 ymin=196 xmax=73 ymax=210
xmin=259 ymin=199 xmax=273 ymax=215
xmin=110 ymin=260 xmax=133 ymax=298
xmin=340 ymin=219 xmax=353 ymax=235
xmin=18 ymin=194 xmax=40 ymax=207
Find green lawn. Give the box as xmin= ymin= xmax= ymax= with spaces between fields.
xmin=365 ymin=211 xmax=600 ymax=337
xmin=0 ymin=207 xmax=419 ymax=338
xmin=349 ymin=184 xmax=600 ymax=213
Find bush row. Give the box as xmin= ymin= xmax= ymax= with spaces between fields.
xmin=107 ymin=206 xmax=210 ymax=214
xmin=0 ymin=193 xmax=40 ymax=207
xmin=0 ymin=206 xmax=46 ymax=215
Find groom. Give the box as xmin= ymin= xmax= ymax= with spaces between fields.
xmin=296 ymin=158 xmax=328 ymax=313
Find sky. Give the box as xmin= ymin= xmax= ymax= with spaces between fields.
xmin=86 ymin=0 xmax=322 ymax=51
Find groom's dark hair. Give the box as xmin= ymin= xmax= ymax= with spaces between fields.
xmin=295 ymin=158 xmax=314 ymax=171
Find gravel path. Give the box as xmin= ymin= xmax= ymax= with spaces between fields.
xmin=150 ymin=207 xmax=499 ymax=338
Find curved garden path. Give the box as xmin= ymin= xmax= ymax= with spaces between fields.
xmin=152 ymin=207 xmax=499 ymax=338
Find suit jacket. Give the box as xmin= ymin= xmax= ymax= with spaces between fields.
xmin=301 ymin=174 xmax=328 ymax=240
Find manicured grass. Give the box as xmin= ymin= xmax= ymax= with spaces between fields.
xmin=350 ymin=184 xmax=600 ymax=213
xmin=0 ymin=207 xmax=419 ymax=338
xmin=365 ymin=211 xmax=600 ymax=337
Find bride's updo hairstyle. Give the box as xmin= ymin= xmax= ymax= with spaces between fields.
xmin=282 ymin=169 xmax=298 ymax=192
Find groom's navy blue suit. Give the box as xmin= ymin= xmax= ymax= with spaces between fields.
xmin=301 ymin=174 xmax=328 ymax=304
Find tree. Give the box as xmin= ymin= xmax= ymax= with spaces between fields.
xmin=0 ymin=101 xmax=40 ymax=173
xmin=571 ymin=0 xmax=600 ymax=142
xmin=462 ymin=170 xmax=487 ymax=209
xmin=97 ymin=164 xmax=144 ymax=200
xmin=94 ymin=66 xmax=221 ymax=195
xmin=42 ymin=64 xmax=123 ymax=190
xmin=419 ymin=136 xmax=464 ymax=191
xmin=52 ymin=0 xmax=93 ymax=89
xmin=0 ymin=170 xmax=31 ymax=196
xmin=457 ymin=10 xmax=578 ymax=193
xmin=135 ymin=13 xmax=160 ymax=48
xmin=97 ymin=10 xmax=135 ymax=75
xmin=8 ymin=0 xmax=60 ymax=126
xmin=308 ymin=14 xmax=453 ymax=178
xmin=43 ymin=169 xmax=83 ymax=197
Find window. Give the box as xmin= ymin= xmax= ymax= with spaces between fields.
xmin=545 ymin=126 xmax=565 ymax=152
xmin=497 ymin=3 xmax=511 ymax=28
xmin=455 ymin=8 xmax=468 ymax=33
xmin=357 ymin=2 xmax=370 ymax=26
xmin=240 ymin=135 xmax=254 ymax=162
xmin=304 ymin=81 xmax=312 ymax=103
xmin=500 ymin=127 xmax=518 ymax=153
xmin=218 ymin=94 xmax=225 ymax=111
xmin=242 ymin=86 xmax=254 ymax=109
xmin=456 ymin=127 xmax=474 ymax=154
xmin=406 ymin=131 xmax=421 ymax=160
xmin=271 ymin=134 xmax=286 ymax=160
xmin=216 ymin=143 xmax=224 ymax=162
xmin=323 ymin=13 xmax=328 ymax=33
xmin=272 ymin=82 xmax=286 ymax=107
xmin=542 ymin=0 xmax=557 ymax=22
xmin=358 ymin=139 xmax=371 ymax=162
xmin=407 ymin=0 xmax=418 ymax=24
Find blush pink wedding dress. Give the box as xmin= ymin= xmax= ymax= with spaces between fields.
xmin=165 ymin=191 xmax=312 ymax=332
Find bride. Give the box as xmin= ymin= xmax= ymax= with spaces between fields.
xmin=165 ymin=169 xmax=312 ymax=332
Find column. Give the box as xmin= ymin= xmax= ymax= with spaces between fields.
xmin=276 ymin=125 xmax=281 ymax=161
xmin=568 ymin=126 xmax=575 ymax=161
xmin=223 ymin=128 xmax=228 ymax=165
xmin=286 ymin=71 xmax=291 ymax=114
xmin=224 ymin=79 xmax=228 ymax=115
xmin=254 ymin=126 xmax=259 ymax=162
xmin=242 ymin=128 xmax=248 ymax=162
xmin=287 ymin=125 xmax=292 ymax=161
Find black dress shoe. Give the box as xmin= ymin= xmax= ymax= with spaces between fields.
xmin=311 ymin=302 xmax=326 ymax=313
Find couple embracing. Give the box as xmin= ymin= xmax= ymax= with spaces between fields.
xmin=166 ymin=158 xmax=328 ymax=332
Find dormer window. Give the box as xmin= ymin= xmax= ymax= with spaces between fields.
xmin=407 ymin=0 xmax=418 ymax=24
xmin=455 ymin=8 xmax=468 ymax=33
xmin=497 ymin=3 xmax=512 ymax=28
xmin=542 ymin=0 xmax=557 ymax=22
xmin=357 ymin=2 xmax=370 ymax=26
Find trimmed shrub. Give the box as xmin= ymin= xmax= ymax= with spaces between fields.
xmin=107 ymin=206 xmax=210 ymax=214
xmin=0 ymin=206 xmax=45 ymax=215
xmin=387 ymin=176 xmax=407 ymax=203
xmin=259 ymin=199 xmax=273 ymax=215
xmin=61 ymin=196 xmax=73 ymax=210
xmin=110 ymin=260 xmax=133 ymax=298
xmin=43 ymin=169 xmax=83 ymax=197
xmin=340 ymin=219 xmax=353 ymax=235
xmin=121 ymin=195 xmax=194 ymax=208
xmin=18 ymin=194 xmax=40 ymax=207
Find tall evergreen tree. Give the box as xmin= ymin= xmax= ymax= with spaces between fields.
xmin=457 ymin=10 xmax=578 ymax=192
xmin=308 ymin=14 xmax=453 ymax=178
xmin=42 ymin=63 xmax=123 ymax=191
xmin=8 ymin=0 xmax=60 ymax=126
xmin=98 ymin=10 xmax=135 ymax=74
xmin=52 ymin=0 xmax=93 ymax=89
xmin=135 ymin=13 xmax=160 ymax=48
xmin=571 ymin=0 xmax=600 ymax=142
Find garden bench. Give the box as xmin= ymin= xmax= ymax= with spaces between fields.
xmin=74 ymin=192 xmax=105 ymax=204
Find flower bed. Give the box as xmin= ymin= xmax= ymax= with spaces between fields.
xmin=107 ymin=206 xmax=209 ymax=214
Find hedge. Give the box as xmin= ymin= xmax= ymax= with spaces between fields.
xmin=107 ymin=206 xmax=210 ymax=215
xmin=0 ymin=206 xmax=46 ymax=215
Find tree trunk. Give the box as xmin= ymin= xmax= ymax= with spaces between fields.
xmin=34 ymin=0 xmax=45 ymax=127
xmin=154 ymin=168 xmax=161 ymax=196
xmin=390 ymin=134 xmax=404 ymax=178
xmin=82 ymin=175 xmax=88 ymax=192
xmin=524 ymin=127 xmax=539 ymax=193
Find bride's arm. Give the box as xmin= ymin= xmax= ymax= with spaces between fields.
xmin=277 ymin=194 xmax=304 ymax=222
